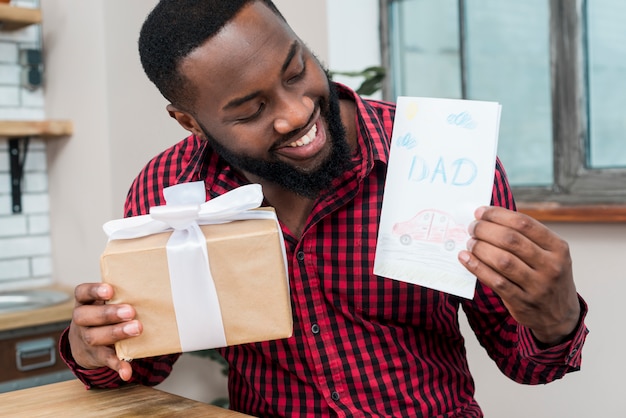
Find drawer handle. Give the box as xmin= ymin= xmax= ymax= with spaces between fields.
xmin=15 ymin=337 xmax=56 ymax=372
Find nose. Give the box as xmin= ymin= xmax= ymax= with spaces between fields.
xmin=273 ymin=93 xmax=314 ymax=134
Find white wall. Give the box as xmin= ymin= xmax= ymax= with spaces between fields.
xmin=326 ymin=0 xmax=382 ymax=98
xmin=43 ymin=0 xmax=188 ymax=287
xmin=463 ymin=222 xmax=625 ymax=417
xmin=39 ymin=0 xmax=624 ymax=415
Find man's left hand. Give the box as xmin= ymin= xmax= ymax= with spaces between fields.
xmin=458 ymin=206 xmax=581 ymax=346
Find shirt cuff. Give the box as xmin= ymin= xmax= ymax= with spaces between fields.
xmin=58 ymin=326 xmax=125 ymax=389
xmin=518 ymin=294 xmax=589 ymax=367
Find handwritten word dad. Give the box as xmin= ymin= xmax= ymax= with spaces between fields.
xmin=396 ymin=132 xmax=478 ymax=187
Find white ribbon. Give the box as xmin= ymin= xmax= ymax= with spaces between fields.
xmin=103 ymin=182 xmax=281 ymax=352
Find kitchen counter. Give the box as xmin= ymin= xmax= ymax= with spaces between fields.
xmin=0 ymin=378 xmax=253 ymax=417
xmin=0 ymin=286 xmax=74 ymax=331
xmin=0 ymin=285 xmax=73 ymax=332
xmin=0 ymin=286 xmax=75 ymax=392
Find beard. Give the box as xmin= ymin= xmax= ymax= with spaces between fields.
xmin=200 ymin=82 xmax=352 ymax=199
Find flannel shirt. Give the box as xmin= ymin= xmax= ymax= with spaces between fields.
xmin=60 ymin=83 xmax=588 ymax=417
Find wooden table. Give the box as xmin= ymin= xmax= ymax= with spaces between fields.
xmin=0 ymin=379 xmax=253 ymax=417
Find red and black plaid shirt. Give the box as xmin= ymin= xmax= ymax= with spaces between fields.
xmin=61 ymin=84 xmax=588 ymax=417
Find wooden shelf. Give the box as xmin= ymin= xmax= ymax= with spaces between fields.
xmin=518 ymin=202 xmax=626 ymax=223
xmin=0 ymin=120 xmax=73 ymax=138
xmin=0 ymin=4 xmax=41 ymax=31
xmin=1 ymin=120 xmax=72 ymax=213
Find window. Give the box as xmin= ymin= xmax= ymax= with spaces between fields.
xmin=382 ymin=0 xmax=626 ymax=208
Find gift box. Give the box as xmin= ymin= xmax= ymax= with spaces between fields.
xmin=100 ymin=182 xmax=293 ymax=360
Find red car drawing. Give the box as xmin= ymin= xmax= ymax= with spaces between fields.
xmin=392 ymin=209 xmax=468 ymax=251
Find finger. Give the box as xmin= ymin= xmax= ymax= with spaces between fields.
xmin=68 ymin=314 xmax=141 ymax=371
xmin=475 ymin=206 xmax=562 ymax=252
xmin=458 ymin=248 xmax=525 ymax=300
xmin=472 ymin=207 xmax=572 ymax=281
xmin=73 ymin=303 xmax=137 ymax=327
xmin=467 ymin=232 xmax=534 ymax=285
xmin=468 ymin=217 xmax=545 ymax=271
xmin=74 ymin=283 xmax=114 ymax=305
xmin=79 ymin=343 xmax=133 ymax=381
xmin=118 ymin=361 xmax=133 ymax=381
xmin=80 ymin=320 xmax=142 ymax=347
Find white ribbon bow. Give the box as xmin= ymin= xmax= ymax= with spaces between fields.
xmin=103 ymin=182 xmax=268 ymax=352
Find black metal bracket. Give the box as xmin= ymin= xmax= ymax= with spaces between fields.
xmin=8 ymin=137 xmax=30 ymax=214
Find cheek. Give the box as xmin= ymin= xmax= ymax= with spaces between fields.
xmin=209 ymin=124 xmax=276 ymax=159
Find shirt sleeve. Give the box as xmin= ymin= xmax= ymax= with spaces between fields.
xmin=58 ymin=326 xmax=182 ymax=389
xmin=461 ymin=159 xmax=589 ymax=384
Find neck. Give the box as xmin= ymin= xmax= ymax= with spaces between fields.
xmin=245 ymin=175 xmax=315 ymax=239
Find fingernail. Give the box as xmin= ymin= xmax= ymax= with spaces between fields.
xmin=117 ymin=306 xmax=133 ymax=320
xmin=458 ymin=251 xmax=470 ymax=263
xmin=123 ymin=322 xmax=140 ymax=336
xmin=468 ymin=220 xmax=478 ymax=236
xmin=475 ymin=206 xmax=486 ymax=219
xmin=97 ymin=286 xmax=109 ymax=298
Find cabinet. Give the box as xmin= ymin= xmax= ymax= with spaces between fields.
xmin=0 ymin=321 xmax=73 ymax=392
xmin=0 ymin=286 xmax=75 ymax=392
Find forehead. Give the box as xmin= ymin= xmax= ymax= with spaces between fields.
xmin=178 ymin=2 xmax=298 ymax=108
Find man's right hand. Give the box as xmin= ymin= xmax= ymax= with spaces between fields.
xmin=68 ymin=283 xmax=142 ymax=381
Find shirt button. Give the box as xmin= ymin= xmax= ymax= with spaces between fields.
xmin=331 ymin=391 xmax=340 ymax=401
xmin=296 ymin=251 xmax=305 ymax=261
xmin=311 ymin=324 xmax=320 ymax=334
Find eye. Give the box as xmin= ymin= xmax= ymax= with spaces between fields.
xmin=287 ymin=62 xmax=307 ymax=84
xmin=236 ymin=103 xmax=265 ymax=123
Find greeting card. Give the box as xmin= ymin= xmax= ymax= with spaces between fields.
xmin=374 ymin=97 xmax=501 ymax=298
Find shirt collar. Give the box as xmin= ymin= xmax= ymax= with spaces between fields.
xmin=334 ymin=82 xmax=391 ymax=175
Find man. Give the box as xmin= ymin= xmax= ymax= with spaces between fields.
xmin=60 ymin=1 xmax=588 ymax=416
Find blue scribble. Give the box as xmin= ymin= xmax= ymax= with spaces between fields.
xmin=395 ymin=132 xmax=418 ymax=150
xmin=447 ymin=111 xmax=476 ymax=129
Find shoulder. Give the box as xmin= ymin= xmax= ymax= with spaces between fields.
xmin=124 ymin=134 xmax=207 ymax=217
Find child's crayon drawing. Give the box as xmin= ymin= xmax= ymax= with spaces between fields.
xmin=374 ymin=96 xmax=501 ymax=299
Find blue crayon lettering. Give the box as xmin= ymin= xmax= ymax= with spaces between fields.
xmin=407 ymin=156 xmax=478 ymax=187
xmin=431 ymin=157 xmax=447 ymax=183
xmin=451 ymin=158 xmax=477 ymax=186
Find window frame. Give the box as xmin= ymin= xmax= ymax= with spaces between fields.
xmin=380 ymin=0 xmax=626 ymax=221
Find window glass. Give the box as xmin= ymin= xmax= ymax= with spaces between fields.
xmin=389 ymin=0 xmax=461 ymax=99
xmin=586 ymin=0 xmax=626 ymax=168
xmin=464 ymin=0 xmax=552 ymax=186
xmin=389 ymin=0 xmax=553 ymax=187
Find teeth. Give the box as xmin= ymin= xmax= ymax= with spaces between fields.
xmin=289 ymin=124 xmax=317 ymax=147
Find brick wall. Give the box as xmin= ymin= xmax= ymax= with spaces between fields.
xmin=0 ymin=0 xmax=52 ymax=291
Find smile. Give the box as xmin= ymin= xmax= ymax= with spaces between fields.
xmin=287 ymin=124 xmax=317 ymax=147
xmin=275 ymin=117 xmax=327 ymax=162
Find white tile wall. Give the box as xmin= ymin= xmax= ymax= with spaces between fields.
xmin=0 ymin=0 xmax=51 ymax=291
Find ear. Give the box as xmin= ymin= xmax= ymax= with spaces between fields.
xmin=166 ymin=104 xmax=205 ymax=139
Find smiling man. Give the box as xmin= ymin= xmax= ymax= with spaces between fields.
xmin=60 ymin=1 xmax=588 ymax=417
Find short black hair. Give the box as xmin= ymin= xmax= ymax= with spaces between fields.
xmin=138 ymin=0 xmax=284 ymax=109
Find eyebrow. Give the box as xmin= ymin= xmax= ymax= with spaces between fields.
xmin=223 ymin=40 xmax=301 ymax=111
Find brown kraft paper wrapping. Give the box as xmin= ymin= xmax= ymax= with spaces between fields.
xmin=100 ymin=216 xmax=293 ymax=360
